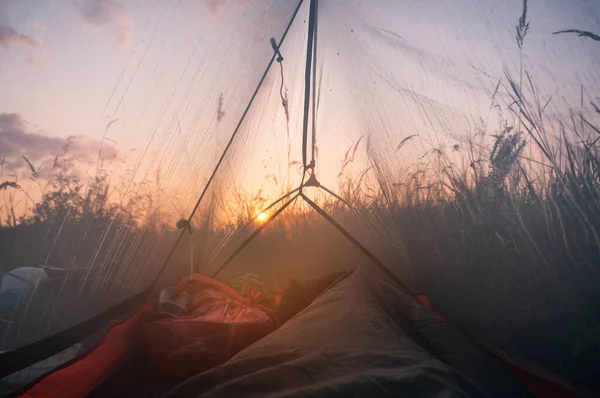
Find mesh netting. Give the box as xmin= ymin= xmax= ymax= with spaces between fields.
xmin=1 ymin=0 xmax=599 ymax=394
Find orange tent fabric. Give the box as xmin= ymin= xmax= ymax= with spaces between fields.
xmin=21 ymin=304 xmax=154 ymax=398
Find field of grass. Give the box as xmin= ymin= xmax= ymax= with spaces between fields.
xmin=1 ymin=1 xmax=599 ymax=395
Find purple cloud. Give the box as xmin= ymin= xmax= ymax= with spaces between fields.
xmin=76 ymin=0 xmax=134 ymax=47
xmin=0 ymin=113 xmax=119 ymax=174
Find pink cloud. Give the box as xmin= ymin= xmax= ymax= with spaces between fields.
xmin=76 ymin=0 xmax=135 ymax=47
xmin=0 ymin=25 xmax=37 ymax=52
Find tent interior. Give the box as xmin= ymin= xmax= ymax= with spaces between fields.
xmin=0 ymin=0 xmax=599 ymax=397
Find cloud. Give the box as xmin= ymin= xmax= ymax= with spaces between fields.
xmin=0 ymin=113 xmax=63 ymax=170
xmin=0 ymin=25 xmax=37 ymax=52
xmin=204 ymin=0 xmax=230 ymax=13
xmin=0 ymin=113 xmax=119 ymax=173
xmin=76 ymin=0 xmax=134 ymax=47
xmin=195 ymin=0 xmax=252 ymax=14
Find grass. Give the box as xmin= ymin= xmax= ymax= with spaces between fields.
xmin=1 ymin=0 xmax=599 ymax=394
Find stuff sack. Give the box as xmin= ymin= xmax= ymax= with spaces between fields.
xmin=142 ymin=274 xmax=278 ymax=377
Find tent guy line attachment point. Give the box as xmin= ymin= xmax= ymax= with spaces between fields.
xmin=270 ymin=37 xmax=284 ymax=63
xmin=146 ymin=0 xmax=306 ymax=293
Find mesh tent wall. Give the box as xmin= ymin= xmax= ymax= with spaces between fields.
xmin=0 ymin=0 xmax=599 ymax=396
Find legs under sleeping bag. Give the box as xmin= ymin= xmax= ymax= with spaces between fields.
xmin=164 ymin=269 xmax=533 ymax=398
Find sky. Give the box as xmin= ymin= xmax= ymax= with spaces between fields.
xmin=1 ymin=0 xmax=599 ymax=223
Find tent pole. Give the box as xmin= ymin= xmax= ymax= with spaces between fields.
xmin=300 ymin=0 xmax=318 ymax=191
xmin=257 ymin=187 xmax=301 ymax=216
xmin=318 ymin=184 xmax=353 ymax=209
xmin=211 ymin=194 xmax=300 ymax=279
xmin=300 ymin=193 xmax=410 ymax=293
xmin=310 ymin=0 xmax=319 ymax=165
xmin=187 ymin=0 xmax=408 ymax=294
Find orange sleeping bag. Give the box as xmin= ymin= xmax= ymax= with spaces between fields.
xmin=142 ymin=274 xmax=279 ymax=377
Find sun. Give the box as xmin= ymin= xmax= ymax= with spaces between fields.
xmin=256 ymin=212 xmax=268 ymax=223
